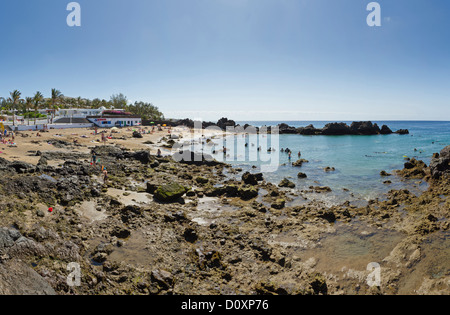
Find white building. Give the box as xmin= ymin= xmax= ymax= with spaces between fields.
xmin=87 ymin=115 xmax=142 ymax=128
xmin=57 ymin=107 xmax=112 ymax=118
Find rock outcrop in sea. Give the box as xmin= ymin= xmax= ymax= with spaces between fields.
xmin=163 ymin=118 xmax=408 ymax=136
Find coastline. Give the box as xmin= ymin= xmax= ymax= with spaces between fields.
xmin=0 ymin=124 xmax=448 ymax=295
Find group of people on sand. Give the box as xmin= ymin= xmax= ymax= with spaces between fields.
xmin=0 ymin=130 xmax=16 ymax=146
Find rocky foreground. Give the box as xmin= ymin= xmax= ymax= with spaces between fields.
xmin=0 ymin=142 xmax=448 ymax=295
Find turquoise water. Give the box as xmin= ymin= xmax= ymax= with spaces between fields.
xmin=218 ymin=121 xmax=450 ymax=202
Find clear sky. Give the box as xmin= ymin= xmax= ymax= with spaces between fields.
xmin=0 ymin=0 xmax=449 ymax=121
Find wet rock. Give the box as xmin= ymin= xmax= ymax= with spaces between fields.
xmin=297 ymin=172 xmax=307 ymax=178
xmin=397 ymin=158 xmax=428 ymax=179
xmin=132 ymin=131 xmax=143 ymax=138
xmin=278 ymin=178 xmax=295 ymax=188
xmin=310 ymin=186 xmax=332 ymax=192
xmin=224 ymin=184 xmax=239 ymax=197
xmin=292 ymin=159 xmax=309 ymax=167
xmin=319 ymin=210 xmax=336 ymax=223
xmin=395 ymin=129 xmax=410 ymax=135
xmin=173 ymin=150 xmax=222 ymax=166
xmin=242 ymin=172 xmax=263 ymax=185
xmin=238 ymin=186 xmax=259 ymax=200
xmin=324 ymin=167 xmax=335 ymax=172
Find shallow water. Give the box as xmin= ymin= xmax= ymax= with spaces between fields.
xmin=293 ymin=220 xmax=405 ymax=273
xmin=191 ymin=197 xmax=240 ymax=226
xmin=187 ymin=121 xmax=450 ymax=204
xmin=398 ymin=231 xmax=450 ymax=294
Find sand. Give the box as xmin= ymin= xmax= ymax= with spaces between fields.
xmin=1 ymin=125 xmax=228 ymax=165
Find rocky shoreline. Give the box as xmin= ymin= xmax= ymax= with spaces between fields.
xmin=165 ymin=118 xmax=409 ymax=136
xmin=0 ymin=132 xmax=448 ymax=295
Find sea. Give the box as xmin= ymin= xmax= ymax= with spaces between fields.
xmin=207 ymin=121 xmax=450 ymax=205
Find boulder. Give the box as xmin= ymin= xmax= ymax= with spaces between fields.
xmin=0 ymin=260 xmax=57 ymax=295
xmin=349 ymin=121 xmax=381 ymax=135
xmin=271 ymin=199 xmax=286 ymax=209
xmin=429 ymin=145 xmax=450 ymax=179
xmin=278 ymin=123 xmax=298 ymax=134
xmin=380 ymin=125 xmax=393 ymax=135
xmin=279 ymin=178 xmax=295 ymax=188
xmin=216 ymin=117 xmax=236 ymax=130
xmin=242 ymin=172 xmax=263 ymax=185
xmin=298 ymin=124 xmax=319 ymax=135
xmin=173 ymin=150 xmax=221 ymax=166
xmin=154 ymin=182 xmax=189 ymax=202
xmin=238 ymin=186 xmax=259 ymax=200
xmin=397 ymin=158 xmax=428 ymax=179
xmin=321 ymin=122 xmax=351 ymax=135
xmin=292 ymin=159 xmax=309 ymax=167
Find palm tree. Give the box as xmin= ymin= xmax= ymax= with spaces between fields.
xmin=25 ymin=97 xmax=33 ymax=125
xmin=51 ymin=89 xmax=63 ymax=122
xmin=9 ymin=90 xmax=21 ymax=126
xmin=0 ymin=97 xmax=5 ymax=118
xmin=33 ymin=91 xmax=44 ymax=125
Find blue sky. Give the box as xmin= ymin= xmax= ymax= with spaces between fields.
xmin=0 ymin=0 xmax=449 ymax=121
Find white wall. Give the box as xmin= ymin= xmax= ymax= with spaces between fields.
xmin=13 ymin=123 xmax=94 ymax=131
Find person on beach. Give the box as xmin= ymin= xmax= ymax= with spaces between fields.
xmin=92 ymin=152 xmax=97 ymax=166
xmin=103 ymin=167 xmax=108 ymax=184
xmin=288 ymin=152 xmax=292 ymax=162
xmin=298 ymin=151 xmax=301 ymax=158
xmin=157 ymin=149 xmax=162 ymax=158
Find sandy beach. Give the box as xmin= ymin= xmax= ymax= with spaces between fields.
xmin=1 ymin=125 xmax=229 ymax=165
